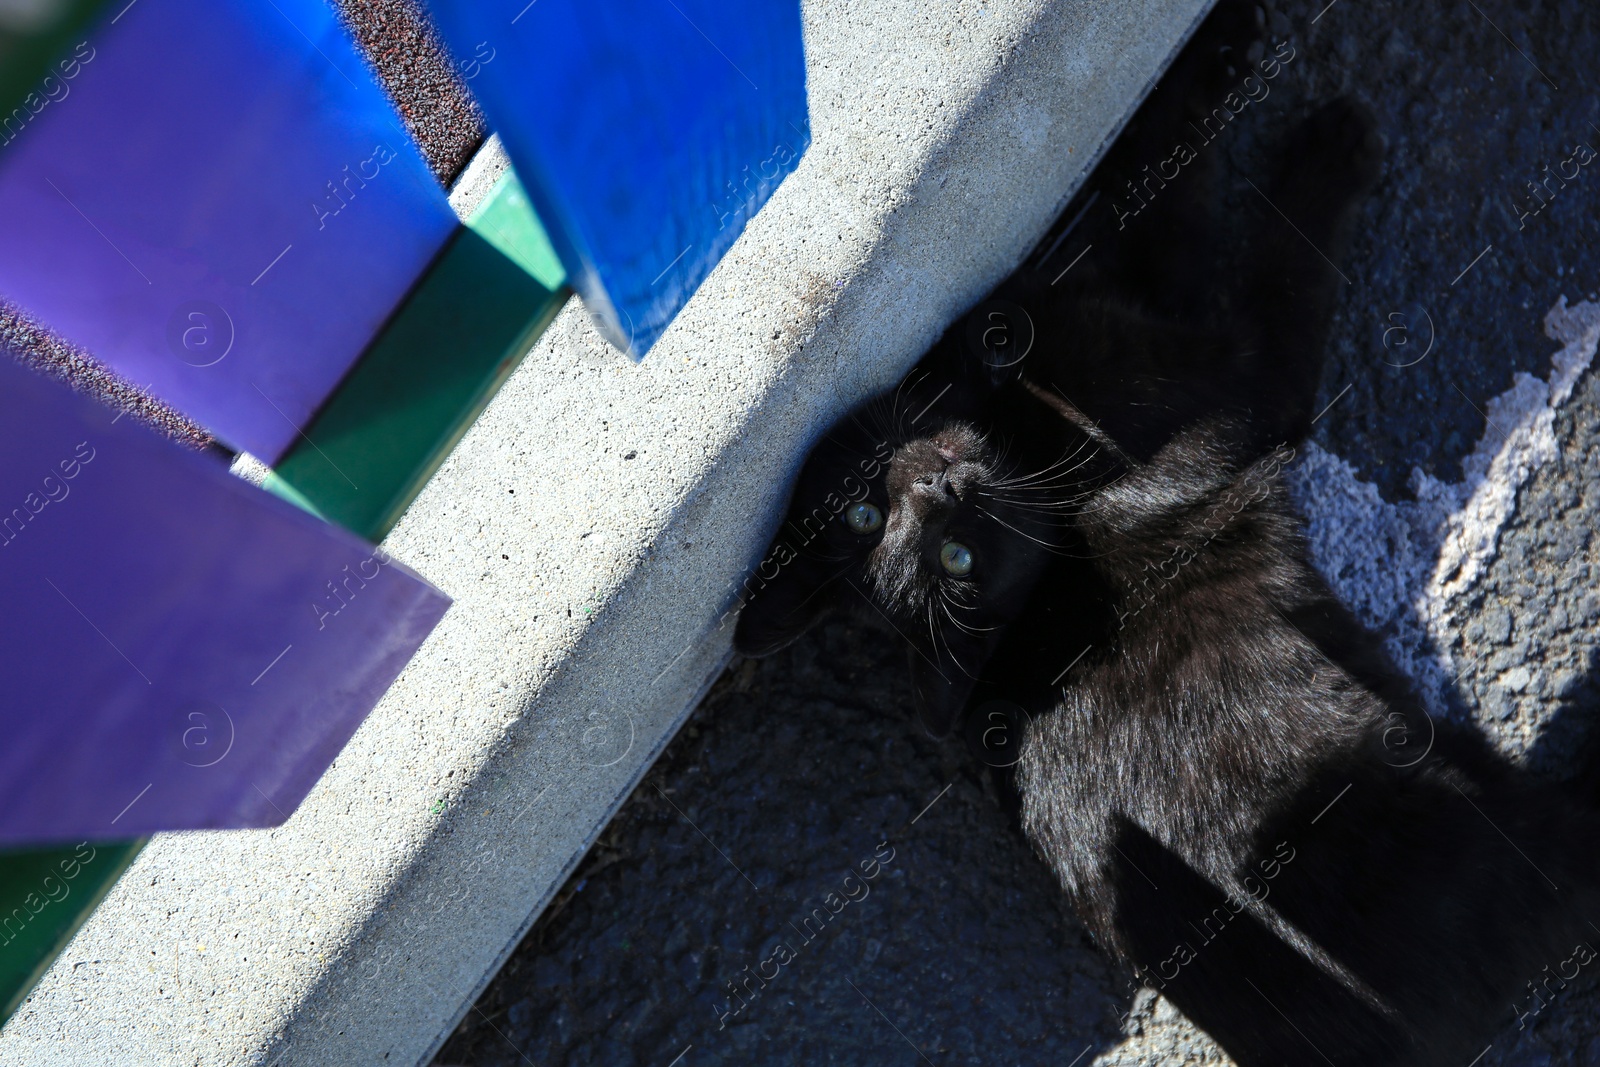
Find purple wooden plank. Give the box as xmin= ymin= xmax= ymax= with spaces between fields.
xmin=0 ymin=0 xmax=456 ymax=462
xmin=0 ymin=358 xmax=450 ymax=845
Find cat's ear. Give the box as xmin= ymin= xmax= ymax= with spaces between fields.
xmin=911 ymin=300 xmax=1034 ymax=423
xmin=908 ymin=647 xmax=979 ymax=739
xmin=731 ymin=556 xmax=841 ymax=657
xmin=961 ymin=299 xmax=1034 ymax=391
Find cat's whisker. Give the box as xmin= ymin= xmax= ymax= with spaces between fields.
xmin=890 ymin=371 xmax=919 ymax=437
xmin=979 ymin=496 xmax=1091 ymax=514
xmin=992 ymin=437 xmax=1018 ymax=475
xmin=975 ymin=486 xmax=1097 ymax=514
xmin=927 ymin=596 xmax=979 ymax=679
xmin=882 ymin=367 xmax=936 ymax=442
xmin=991 ymin=440 xmax=1101 ymax=491
xmin=925 ymin=595 xmax=957 ymax=673
xmin=937 ymin=586 xmax=996 ymax=636
xmin=847 ymin=403 xmax=889 ymax=447
xmin=1006 ymin=443 xmax=1100 ymax=483
xmin=974 ymin=505 xmax=1075 ymax=555
xmin=982 ymin=483 xmax=1086 ymax=507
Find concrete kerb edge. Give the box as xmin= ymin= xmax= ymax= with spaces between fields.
xmin=414 ymin=644 xmax=735 ymax=1065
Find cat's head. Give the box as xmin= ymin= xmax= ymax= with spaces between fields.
xmin=732 ymin=333 xmax=1094 ymax=737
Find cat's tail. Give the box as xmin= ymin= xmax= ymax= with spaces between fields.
xmin=1570 ymin=702 xmax=1600 ymax=810
xmin=1533 ymin=661 xmax=1600 ymax=817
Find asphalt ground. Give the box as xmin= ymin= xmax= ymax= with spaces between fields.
xmin=424 ymin=0 xmax=1600 ymax=1065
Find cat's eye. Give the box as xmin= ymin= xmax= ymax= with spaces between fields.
xmin=843 ymin=502 xmax=883 ymax=534
xmin=940 ymin=541 xmax=973 ymax=577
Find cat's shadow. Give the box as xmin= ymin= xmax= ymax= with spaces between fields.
xmin=1087 ymin=642 xmax=1600 ymax=1066
xmin=960 ymin=599 xmax=1600 ymax=1064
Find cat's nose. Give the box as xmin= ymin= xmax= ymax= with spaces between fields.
xmin=914 ymin=468 xmax=957 ymax=501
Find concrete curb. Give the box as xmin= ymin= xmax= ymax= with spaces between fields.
xmin=0 ymin=1 xmax=1212 ymax=1063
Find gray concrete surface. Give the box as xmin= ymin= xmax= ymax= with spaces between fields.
xmin=432 ymin=1 xmax=1600 ymax=1065
xmin=0 ymin=1 xmax=1213 ymax=1064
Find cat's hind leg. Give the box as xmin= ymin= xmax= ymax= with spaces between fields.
xmin=1032 ymin=0 xmax=1271 ymax=314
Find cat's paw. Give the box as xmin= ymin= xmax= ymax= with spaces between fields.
xmin=1289 ymin=97 xmax=1386 ymax=199
xmin=1188 ymin=0 xmax=1269 ymax=105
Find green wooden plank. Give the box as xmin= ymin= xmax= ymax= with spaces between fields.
xmin=465 ymin=169 xmax=565 ymax=291
xmin=273 ymin=170 xmax=568 ymax=541
xmin=0 ymin=839 xmax=144 ymax=1025
xmin=260 ymin=468 xmax=331 ymax=521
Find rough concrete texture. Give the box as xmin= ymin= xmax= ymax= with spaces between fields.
xmin=1291 ymin=299 xmax=1600 ymax=742
xmin=0 ymin=1 xmax=1212 ymax=1064
xmin=439 ymin=616 xmax=1128 ymax=1067
xmin=445 ymin=134 xmax=511 ymax=219
xmin=433 ymin=1 xmax=1600 ymax=1065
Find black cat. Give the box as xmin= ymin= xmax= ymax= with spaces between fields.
xmin=732 ymin=5 xmax=1600 ymax=1065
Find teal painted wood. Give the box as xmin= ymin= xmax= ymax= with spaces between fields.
xmin=0 ymin=840 xmax=142 ymax=1026
xmin=270 ymin=169 xmax=569 ymax=541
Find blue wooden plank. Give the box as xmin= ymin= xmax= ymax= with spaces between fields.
xmin=423 ymin=0 xmax=809 ymax=357
xmin=0 ymin=0 xmax=456 ymax=462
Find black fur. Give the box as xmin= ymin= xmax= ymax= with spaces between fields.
xmin=734 ymin=5 xmax=1600 ymax=1063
